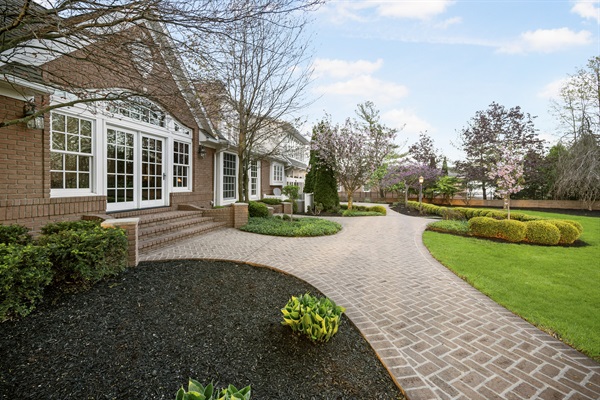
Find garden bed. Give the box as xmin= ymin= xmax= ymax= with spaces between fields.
xmin=0 ymin=260 xmax=405 ymax=399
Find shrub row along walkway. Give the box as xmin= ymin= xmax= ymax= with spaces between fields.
xmin=141 ymin=206 xmax=600 ymax=400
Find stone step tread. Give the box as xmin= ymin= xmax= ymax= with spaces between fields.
xmin=137 ymin=211 xmax=205 ymax=227
xmin=139 ymin=216 xmax=214 ymax=235
xmin=139 ymin=221 xmax=227 ymax=251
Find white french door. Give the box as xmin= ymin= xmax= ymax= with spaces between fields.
xmin=106 ymin=128 xmax=166 ymax=211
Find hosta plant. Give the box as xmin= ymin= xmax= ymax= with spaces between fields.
xmin=281 ymin=293 xmax=346 ymax=343
xmin=175 ymin=379 xmax=251 ymax=400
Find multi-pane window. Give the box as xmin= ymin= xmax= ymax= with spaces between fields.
xmin=50 ymin=113 xmax=93 ymax=190
xmin=108 ymin=98 xmax=165 ymax=127
xmin=173 ymin=141 xmax=190 ymax=189
xmin=250 ymin=160 xmax=258 ymax=197
xmin=223 ymin=153 xmax=237 ymax=200
xmin=106 ymin=129 xmax=135 ymax=204
xmin=272 ymin=163 xmax=284 ymax=184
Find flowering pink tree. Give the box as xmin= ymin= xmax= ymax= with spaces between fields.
xmin=382 ymin=162 xmax=441 ymax=205
xmin=312 ymin=104 xmax=397 ymax=209
xmin=488 ymin=147 xmax=525 ymax=219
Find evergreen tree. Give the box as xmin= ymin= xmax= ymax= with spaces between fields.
xmin=306 ymin=121 xmax=339 ymax=211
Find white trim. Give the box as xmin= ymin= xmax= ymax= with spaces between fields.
xmin=270 ymin=161 xmax=285 ymax=186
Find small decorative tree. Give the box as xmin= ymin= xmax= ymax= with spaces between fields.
xmin=304 ymin=121 xmax=340 ymax=211
xmin=488 ymin=147 xmax=525 ymax=219
xmin=282 ymin=185 xmax=300 ymax=217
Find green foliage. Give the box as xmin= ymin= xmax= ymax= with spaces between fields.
xmin=282 ymin=185 xmax=300 ymax=214
xmin=240 ymin=217 xmax=341 ymax=237
xmin=496 ymin=219 xmax=527 ymax=242
xmin=39 ymin=223 xmax=128 ymax=288
xmin=426 ymin=220 xmax=469 ymax=235
xmin=258 ymin=198 xmax=282 ymax=205
xmin=0 ymin=224 xmax=33 ymax=246
xmin=525 ymin=221 xmax=561 ymax=245
xmin=0 ymin=243 xmax=53 ymax=320
xmin=561 ymin=219 xmax=584 ymax=235
xmin=369 ymin=205 xmax=387 ymax=215
xmin=305 ymin=122 xmax=340 ymax=211
xmin=176 ymin=379 xmax=251 ymax=400
xmin=546 ymin=220 xmax=580 ymax=244
xmin=40 ymin=220 xmax=101 ymax=235
xmin=281 ymin=293 xmax=346 ymax=343
xmin=341 ymin=210 xmax=384 ymax=217
xmin=468 ymin=217 xmax=501 ymax=238
xmin=248 ymin=201 xmax=269 ymax=218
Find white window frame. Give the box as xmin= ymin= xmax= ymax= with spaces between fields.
xmin=50 ymin=112 xmax=95 ymax=197
xmin=270 ymin=162 xmax=285 ymax=186
xmin=222 ymin=152 xmax=237 ymax=201
xmin=249 ymin=159 xmax=261 ymax=200
xmin=172 ymin=140 xmax=191 ymax=192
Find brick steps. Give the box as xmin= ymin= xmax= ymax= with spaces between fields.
xmin=136 ymin=210 xmax=227 ymax=252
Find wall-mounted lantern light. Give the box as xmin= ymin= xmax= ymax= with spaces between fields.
xmin=23 ymin=101 xmax=44 ymax=129
xmin=198 ymin=144 xmax=207 ymax=158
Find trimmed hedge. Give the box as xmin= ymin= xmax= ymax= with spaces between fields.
xmin=546 ymin=220 xmax=580 ymax=245
xmin=497 ymin=219 xmax=527 ymax=243
xmin=248 ymin=201 xmax=269 ymax=218
xmin=0 ymin=224 xmax=33 ymax=246
xmin=0 ymin=243 xmax=53 ymax=321
xmin=258 ymin=198 xmax=282 ymax=205
xmin=39 ymin=224 xmax=128 ymax=288
xmin=525 ymin=221 xmax=561 ymax=245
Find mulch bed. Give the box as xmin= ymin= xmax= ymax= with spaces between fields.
xmin=0 ymin=260 xmax=405 ymax=400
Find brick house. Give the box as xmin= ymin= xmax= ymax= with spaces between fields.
xmin=0 ymin=2 xmax=253 ymax=255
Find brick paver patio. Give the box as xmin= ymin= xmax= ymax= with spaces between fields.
xmin=140 ymin=205 xmax=600 ymax=399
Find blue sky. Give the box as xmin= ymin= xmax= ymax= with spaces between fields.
xmin=299 ymin=0 xmax=600 ymax=162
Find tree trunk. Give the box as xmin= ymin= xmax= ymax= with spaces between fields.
xmin=482 ymin=183 xmax=487 ymax=200
xmin=347 ymin=190 xmax=353 ymax=210
xmin=506 ymin=195 xmax=511 ymax=220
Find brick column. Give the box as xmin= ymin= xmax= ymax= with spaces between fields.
xmin=282 ymin=202 xmax=292 ymax=215
xmin=232 ymin=203 xmax=248 ymax=228
xmin=101 ymin=218 xmax=139 ymax=267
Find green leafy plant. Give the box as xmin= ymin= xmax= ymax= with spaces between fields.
xmin=281 ymin=293 xmax=346 ymax=343
xmin=40 ymin=220 xmax=101 ymax=235
xmin=426 ymin=220 xmax=469 ymax=235
xmin=496 ymin=219 xmax=527 ymax=242
xmin=258 ymin=198 xmax=282 ymax=205
xmin=0 ymin=243 xmax=53 ymax=320
xmin=282 ymin=185 xmax=300 ymax=214
xmin=0 ymin=224 xmax=33 ymax=246
xmin=176 ymin=379 xmax=251 ymax=400
xmin=240 ymin=217 xmax=341 ymax=237
xmin=341 ymin=210 xmax=384 ymax=217
xmin=39 ymin=223 xmax=128 ymax=289
xmin=248 ymin=201 xmax=269 ymax=218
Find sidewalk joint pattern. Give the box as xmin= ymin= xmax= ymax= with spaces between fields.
xmin=140 ymin=205 xmax=600 ymax=400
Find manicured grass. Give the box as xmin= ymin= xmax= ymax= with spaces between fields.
xmin=423 ymin=210 xmax=600 ymax=361
xmin=240 ymin=217 xmax=342 ymax=237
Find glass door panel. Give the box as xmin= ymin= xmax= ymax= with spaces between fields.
xmin=106 ymin=129 xmax=135 ymax=211
xmin=140 ymin=135 xmax=164 ymax=207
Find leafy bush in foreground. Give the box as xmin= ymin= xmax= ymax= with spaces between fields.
xmin=341 ymin=210 xmax=384 ymax=217
xmin=248 ymin=201 xmax=269 ymax=218
xmin=176 ymin=379 xmax=251 ymax=400
xmin=0 ymin=243 xmax=53 ymax=320
xmin=0 ymin=224 xmax=33 ymax=246
xmin=281 ymin=293 xmax=346 ymax=343
xmin=258 ymin=198 xmax=282 ymax=205
xmin=39 ymin=223 xmax=128 ymax=288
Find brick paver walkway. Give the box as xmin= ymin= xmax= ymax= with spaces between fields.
xmin=140 ymin=205 xmax=600 ymax=399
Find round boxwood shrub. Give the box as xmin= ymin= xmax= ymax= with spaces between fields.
xmin=468 ymin=217 xmax=500 ymax=238
xmin=546 ymin=220 xmax=580 ymax=244
xmin=496 ymin=219 xmax=527 ymax=242
xmin=525 ymin=221 xmax=561 ymax=245
xmin=560 ymin=219 xmax=583 ymax=235
xmin=0 ymin=224 xmax=33 ymax=246
xmin=248 ymin=201 xmax=269 ymax=218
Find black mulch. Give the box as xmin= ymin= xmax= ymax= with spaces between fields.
xmin=0 ymin=260 xmax=406 ymax=400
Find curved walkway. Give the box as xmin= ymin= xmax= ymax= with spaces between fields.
xmin=140 ymin=206 xmax=600 ymax=399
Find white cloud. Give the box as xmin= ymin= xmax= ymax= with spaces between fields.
xmin=435 ymin=16 xmax=462 ymax=29
xmin=313 ymin=58 xmax=384 ymax=79
xmin=381 ymin=109 xmax=433 ymax=135
xmin=538 ymin=78 xmax=568 ymax=99
xmin=324 ymin=0 xmax=455 ymax=23
xmin=571 ymin=0 xmax=600 ymax=23
xmin=498 ymin=28 xmax=592 ymax=54
xmin=374 ymin=0 xmax=456 ymax=20
xmin=314 ymin=75 xmax=409 ymax=105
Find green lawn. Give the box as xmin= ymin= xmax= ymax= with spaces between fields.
xmin=422 ymin=210 xmax=600 ymax=361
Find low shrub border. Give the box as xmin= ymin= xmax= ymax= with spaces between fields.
xmin=411 ymin=201 xmax=583 ymax=246
xmin=0 ymin=220 xmax=129 ymax=321
xmin=340 ymin=204 xmax=386 ymax=216
xmin=240 ymin=217 xmax=341 ymax=237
